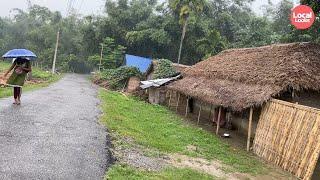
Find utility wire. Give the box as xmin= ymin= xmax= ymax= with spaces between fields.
xmin=69 ymin=0 xmax=76 ymax=15
xmin=66 ymin=0 xmax=71 ymax=16
xmin=78 ymin=0 xmax=85 ymax=13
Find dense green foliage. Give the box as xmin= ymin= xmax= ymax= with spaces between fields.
xmin=89 ymin=37 xmax=126 ymax=70
xmin=100 ymin=90 xmax=266 ymax=174
xmin=153 ymin=59 xmax=177 ymax=79
xmin=99 ymin=66 xmax=141 ymax=90
xmin=0 ymin=0 xmax=318 ymax=72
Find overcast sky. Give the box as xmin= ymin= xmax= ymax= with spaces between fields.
xmin=0 ymin=0 xmax=296 ymax=18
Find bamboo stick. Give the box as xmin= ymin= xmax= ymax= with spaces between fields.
xmin=185 ymin=97 xmax=189 ymax=117
xmin=168 ymin=90 xmax=172 ymax=108
xmin=197 ymin=103 xmax=202 ymax=125
xmin=272 ymin=99 xmax=320 ymax=114
xmin=216 ymin=107 xmax=222 ymax=135
xmin=247 ymin=107 xmax=254 ymax=152
xmin=176 ymin=93 xmax=180 ymax=112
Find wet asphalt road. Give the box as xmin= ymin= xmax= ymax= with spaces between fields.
xmin=0 ymin=74 xmax=111 ymax=180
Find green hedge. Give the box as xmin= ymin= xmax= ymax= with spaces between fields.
xmin=100 ymin=66 xmax=141 ymax=90
xmin=153 ymin=59 xmax=177 ymax=79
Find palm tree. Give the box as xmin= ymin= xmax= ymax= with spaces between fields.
xmin=169 ymin=0 xmax=205 ymax=64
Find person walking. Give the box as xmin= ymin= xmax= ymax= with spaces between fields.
xmin=3 ymin=57 xmax=32 ymax=105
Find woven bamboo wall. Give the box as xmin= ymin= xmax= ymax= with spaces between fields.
xmin=253 ymin=99 xmax=320 ymax=180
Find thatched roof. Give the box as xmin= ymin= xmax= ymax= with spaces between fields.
xmin=168 ymin=43 xmax=320 ymax=111
xmin=172 ymin=63 xmax=190 ymax=73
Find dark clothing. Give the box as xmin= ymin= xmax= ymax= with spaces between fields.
xmin=14 ymin=87 xmax=21 ymax=99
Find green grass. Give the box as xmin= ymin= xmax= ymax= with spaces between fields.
xmin=0 ymin=61 xmax=10 ymax=71
xmin=100 ymin=90 xmax=266 ymax=175
xmin=0 ymin=62 xmax=62 ymax=98
xmin=106 ymin=164 xmax=216 ymax=180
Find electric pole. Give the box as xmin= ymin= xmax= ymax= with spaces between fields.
xmin=52 ymin=30 xmax=60 ymax=74
xmin=27 ymin=0 xmax=32 ymax=9
xmin=99 ymin=44 xmax=104 ymax=72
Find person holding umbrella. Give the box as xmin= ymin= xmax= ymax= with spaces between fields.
xmin=2 ymin=49 xmax=36 ymax=105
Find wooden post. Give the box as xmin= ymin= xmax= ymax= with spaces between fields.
xmin=216 ymin=107 xmax=222 ymax=135
xmin=185 ymin=97 xmax=189 ymax=117
xmin=247 ymin=107 xmax=254 ymax=152
xmin=168 ymin=90 xmax=172 ymax=108
xmin=176 ymin=93 xmax=180 ymax=112
xmin=197 ymin=103 xmax=202 ymax=125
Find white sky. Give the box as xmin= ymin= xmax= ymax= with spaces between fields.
xmin=0 ymin=0 xmax=106 ymax=17
xmin=0 ymin=0 xmax=297 ymax=18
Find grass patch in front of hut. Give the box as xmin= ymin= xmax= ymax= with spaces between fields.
xmin=100 ymin=90 xmax=267 ymax=176
xmin=106 ymin=164 xmax=216 ymax=180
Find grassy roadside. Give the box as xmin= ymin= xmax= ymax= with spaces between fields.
xmin=107 ymin=165 xmax=215 ymax=180
xmin=0 ymin=62 xmax=62 ymax=98
xmin=99 ymin=90 xmax=267 ymax=179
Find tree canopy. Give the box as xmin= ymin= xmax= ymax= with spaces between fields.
xmin=0 ymin=0 xmax=318 ymax=72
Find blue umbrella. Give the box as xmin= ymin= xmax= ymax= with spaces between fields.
xmin=2 ymin=49 xmax=37 ymax=60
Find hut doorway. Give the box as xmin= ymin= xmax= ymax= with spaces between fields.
xmin=188 ymin=97 xmax=194 ymax=113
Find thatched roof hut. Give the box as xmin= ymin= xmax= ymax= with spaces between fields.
xmin=168 ymin=42 xmax=320 ymax=111
xmin=172 ymin=63 xmax=190 ymax=73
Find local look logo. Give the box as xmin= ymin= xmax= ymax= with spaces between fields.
xmin=291 ymin=5 xmax=315 ymax=29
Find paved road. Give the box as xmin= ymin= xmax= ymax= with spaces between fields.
xmin=0 ymin=74 xmax=111 ymax=180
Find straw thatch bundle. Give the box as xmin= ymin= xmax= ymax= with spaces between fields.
xmin=168 ymin=42 xmax=320 ymax=111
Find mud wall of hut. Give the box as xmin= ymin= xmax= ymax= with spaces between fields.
xmin=149 ymin=87 xmax=167 ymax=105
xmin=166 ymin=91 xmax=253 ymax=134
xmin=230 ymin=109 xmax=261 ymax=136
xmin=166 ymin=91 xmax=218 ymax=122
xmin=127 ymin=77 xmax=140 ymax=93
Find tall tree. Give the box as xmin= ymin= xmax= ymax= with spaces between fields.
xmin=169 ymin=0 xmax=206 ymax=64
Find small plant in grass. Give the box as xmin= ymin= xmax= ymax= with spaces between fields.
xmin=153 ymin=59 xmax=177 ymax=79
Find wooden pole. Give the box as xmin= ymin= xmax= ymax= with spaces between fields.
xmin=247 ymin=107 xmax=254 ymax=152
xmin=197 ymin=103 xmax=202 ymax=125
xmin=99 ymin=44 xmax=104 ymax=72
xmin=168 ymin=90 xmax=172 ymax=108
xmin=185 ymin=97 xmax=189 ymax=117
xmin=216 ymin=107 xmax=222 ymax=135
xmin=52 ymin=30 xmax=60 ymax=74
xmin=176 ymin=93 xmax=180 ymax=112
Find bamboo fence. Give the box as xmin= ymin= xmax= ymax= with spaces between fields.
xmin=253 ymin=99 xmax=320 ymax=180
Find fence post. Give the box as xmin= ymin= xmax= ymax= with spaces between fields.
xmin=197 ymin=103 xmax=202 ymax=125
xmin=176 ymin=92 xmax=180 ymax=113
xmin=216 ymin=107 xmax=222 ymax=135
xmin=185 ymin=97 xmax=189 ymax=117
xmin=247 ymin=107 xmax=254 ymax=151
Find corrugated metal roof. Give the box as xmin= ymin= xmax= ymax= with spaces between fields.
xmin=140 ymin=75 xmax=181 ymax=89
xmin=125 ymin=54 xmax=152 ymax=73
